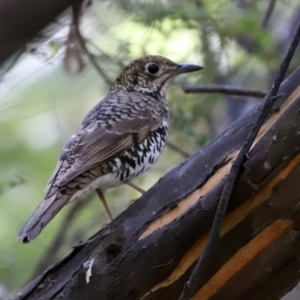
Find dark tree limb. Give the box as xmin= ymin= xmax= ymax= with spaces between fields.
xmin=11 ymin=62 xmax=300 ymax=300
xmin=182 ymin=84 xmax=267 ymax=98
xmin=0 ymin=0 xmax=82 ymax=74
xmin=179 ymin=20 xmax=300 ymax=300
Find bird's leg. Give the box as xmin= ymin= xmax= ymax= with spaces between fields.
xmin=125 ymin=180 xmax=146 ymax=194
xmin=96 ymin=189 xmax=113 ymax=221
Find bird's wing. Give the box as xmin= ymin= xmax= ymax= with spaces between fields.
xmin=47 ymin=93 xmax=165 ymax=188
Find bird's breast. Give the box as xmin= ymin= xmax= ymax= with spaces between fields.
xmin=114 ymin=124 xmax=169 ymax=182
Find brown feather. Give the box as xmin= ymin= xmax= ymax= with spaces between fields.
xmin=18 ymin=189 xmax=70 ymax=242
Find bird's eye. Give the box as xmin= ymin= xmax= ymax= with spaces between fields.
xmin=146 ymin=63 xmax=159 ymax=75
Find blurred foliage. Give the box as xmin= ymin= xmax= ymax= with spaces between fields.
xmin=0 ymin=0 xmax=300 ymax=298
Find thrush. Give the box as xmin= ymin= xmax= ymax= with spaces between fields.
xmin=18 ymin=55 xmax=202 ymax=243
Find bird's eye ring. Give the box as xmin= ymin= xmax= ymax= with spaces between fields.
xmin=146 ymin=63 xmax=159 ymax=75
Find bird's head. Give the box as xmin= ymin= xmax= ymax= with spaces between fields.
xmin=111 ymin=55 xmax=203 ymax=96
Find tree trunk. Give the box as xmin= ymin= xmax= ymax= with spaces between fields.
xmin=11 ymin=66 xmax=300 ymax=300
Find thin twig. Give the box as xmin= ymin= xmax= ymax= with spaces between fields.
xmin=179 ymin=20 xmax=300 ymax=300
xmin=87 ymin=40 xmax=126 ymax=69
xmin=182 ymin=84 xmax=267 ymax=98
xmin=262 ymin=0 xmax=276 ymax=29
xmin=77 ymin=35 xmax=114 ymax=85
xmin=71 ymin=3 xmax=114 ymax=85
xmin=63 ymin=0 xmax=85 ymax=74
xmin=166 ymin=141 xmax=190 ymax=158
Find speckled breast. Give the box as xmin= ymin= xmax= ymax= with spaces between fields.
xmin=114 ymin=125 xmax=168 ymax=183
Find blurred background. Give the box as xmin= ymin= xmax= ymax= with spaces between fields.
xmin=0 ymin=0 xmax=300 ymax=298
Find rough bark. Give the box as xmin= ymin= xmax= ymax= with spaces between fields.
xmin=11 ymin=66 xmax=300 ymax=300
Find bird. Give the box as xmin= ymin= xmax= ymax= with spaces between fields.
xmin=18 ymin=55 xmax=203 ymax=243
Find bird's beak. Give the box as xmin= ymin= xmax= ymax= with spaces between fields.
xmin=176 ymin=63 xmax=203 ymax=73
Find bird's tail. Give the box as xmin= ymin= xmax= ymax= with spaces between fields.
xmin=18 ymin=189 xmax=71 ymax=243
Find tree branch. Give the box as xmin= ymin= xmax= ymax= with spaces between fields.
xmin=179 ymin=20 xmax=300 ymax=300
xmin=182 ymin=84 xmax=267 ymax=98
xmin=0 ymin=0 xmax=82 ymax=73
